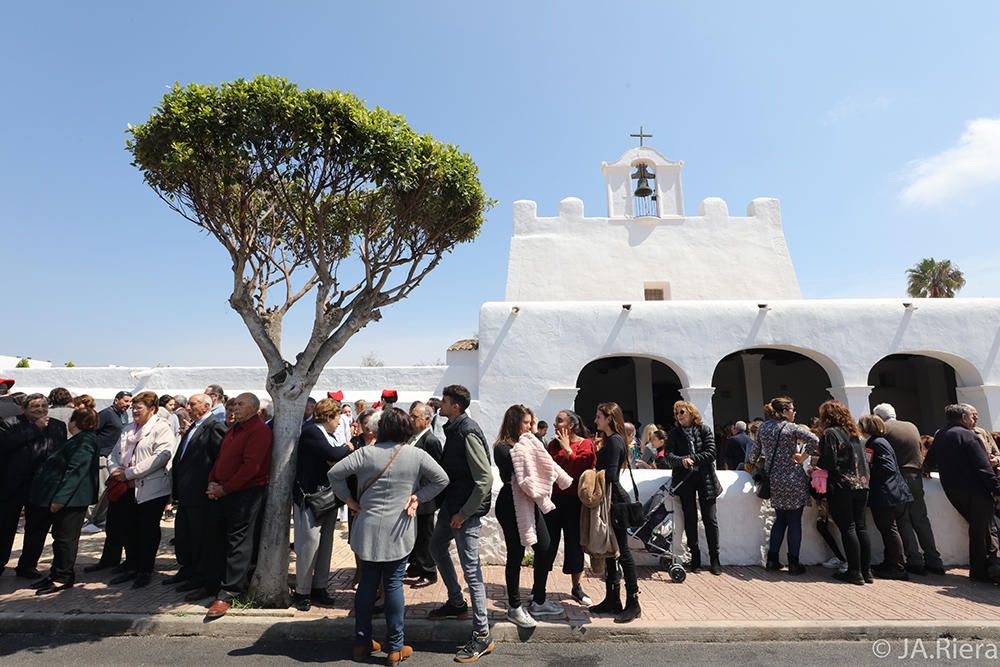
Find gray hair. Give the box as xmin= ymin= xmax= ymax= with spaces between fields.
xmin=872 ymin=403 xmax=896 ymax=421
xmin=189 ymin=393 xmax=213 ymax=410
xmin=173 ymin=394 xmax=188 ymax=407
xmin=624 ymin=422 xmax=636 ymax=438
xmin=368 ymin=409 xmax=383 ymax=439
xmin=237 ymin=392 xmax=261 ymax=411
xmin=734 ymin=420 xmax=747 ymax=432
xmin=945 ymin=403 xmax=972 ymax=423
xmin=259 ymin=398 xmax=273 ymax=420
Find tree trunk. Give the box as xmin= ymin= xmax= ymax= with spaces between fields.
xmin=248 ymin=387 xmax=310 ymax=607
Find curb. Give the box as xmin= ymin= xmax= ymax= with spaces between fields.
xmin=4 ymin=613 xmax=1000 ymax=643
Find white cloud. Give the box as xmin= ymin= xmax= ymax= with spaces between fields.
xmin=900 ymin=117 xmax=1000 ymax=206
xmin=825 ymin=94 xmax=890 ymax=126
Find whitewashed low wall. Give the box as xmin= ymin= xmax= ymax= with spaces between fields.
xmin=478 ymin=470 xmax=971 ymax=567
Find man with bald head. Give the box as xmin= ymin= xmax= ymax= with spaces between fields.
xmin=166 ymin=393 xmax=228 ymax=591
xmin=200 ymin=393 xmax=273 ymax=618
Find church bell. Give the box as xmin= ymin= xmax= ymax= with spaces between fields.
xmin=632 ymin=163 xmax=654 ymax=198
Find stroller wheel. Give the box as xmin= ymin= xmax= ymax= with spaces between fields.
xmin=669 ymin=564 xmax=687 ymax=583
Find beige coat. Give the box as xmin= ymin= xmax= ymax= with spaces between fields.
xmin=109 ymin=418 xmax=176 ymax=504
xmin=578 ymin=469 xmax=618 ymax=558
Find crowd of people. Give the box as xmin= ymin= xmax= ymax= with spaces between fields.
xmin=1 ymin=374 xmax=999 ymax=665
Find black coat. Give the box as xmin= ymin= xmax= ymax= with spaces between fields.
xmin=172 ymin=416 xmax=227 ymax=504
xmin=0 ymin=416 xmax=67 ymax=501
xmin=925 ymin=424 xmax=999 ymax=499
xmin=412 ymin=429 xmax=443 ymax=514
xmin=866 ymin=436 xmax=913 ymax=508
xmin=663 ymin=424 xmax=721 ymax=498
xmin=295 ymin=423 xmax=351 ymax=503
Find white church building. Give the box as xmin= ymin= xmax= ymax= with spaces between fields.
xmin=6 ymin=143 xmax=999 ymax=565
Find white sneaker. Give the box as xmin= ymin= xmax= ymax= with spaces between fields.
xmin=81 ymin=523 xmax=103 ymax=534
xmin=821 ymin=557 xmax=844 ymax=570
xmin=505 ymin=605 xmax=537 ymax=628
xmin=529 ymin=599 xmax=564 ymax=616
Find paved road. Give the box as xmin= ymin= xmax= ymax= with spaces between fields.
xmin=2 ymin=636 xmax=996 ymax=666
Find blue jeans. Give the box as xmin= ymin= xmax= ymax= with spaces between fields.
xmin=769 ymin=507 xmax=804 ymax=559
xmin=430 ymin=512 xmax=489 ymax=636
xmin=355 ymin=557 xmax=407 ymax=652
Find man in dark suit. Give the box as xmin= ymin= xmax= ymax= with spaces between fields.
xmin=406 ymin=401 xmax=444 ymax=586
xmin=0 ymin=393 xmax=67 ymax=577
xmin=166 ymin=393 xmax=227 ymax=591
xmin=924 ymin=404 xmax=1000 ymax=583
xmin=724 ymin=421 xmax=754 ymax=471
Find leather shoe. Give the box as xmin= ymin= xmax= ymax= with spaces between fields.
xmin=109 ymin=571 xmax=136 ymax=585
xmin=132 ymin=573 xmax=152 ymax=589
xmin=926 ymin=565 xmax=947 ymax=576
xmin=111 ymin=563 xmax=132 ymax=575
xmin=162 ymin=572 xmax=190 ymax=586
xmin=905 ymin=563 xmax=927 ymax=576
xmin=310 ymin=588 xmax=336 ymax=606
xmin=293 ymin=593 xmax=311 ymax=612
xmin=176 ymin=579 xmax=205 ymax=592
xmin=35 ymin=581 xmax=73 ymax=595
xmin=206 ymin=599 xmax=231 ymax=618
xmin=184 ymin=588 xmax=213 ymax=602
xmin=387 ymin=645 xmax=413 ymax=666
xmin=83 ymin=562 xmax=117 ymax=574
xmin=351 ymin=639 xmax=383 ymax=659
xmin=29 ymin=576 xmax=53 ymax=589
xmin=15 ymin=568 xmax=42 ymax=579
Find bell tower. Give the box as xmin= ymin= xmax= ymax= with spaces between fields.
xmin=601 ymin=128 xmax=684 ymax=218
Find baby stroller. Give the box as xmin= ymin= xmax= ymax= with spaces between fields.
xmin=629 ymin=469 xmax=694 ymax=583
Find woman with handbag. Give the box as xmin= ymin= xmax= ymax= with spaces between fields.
xmin=107 ymin=391 xmax=176 ymax=588
xmin=749 ymin=397 xmax=819 ymax=574
xmin=293 ymin=397 xmax=352 ymax=611
xmin=817 ymin=400 xmax=872 ymax=585
xmin=588 ymin=402 xmax=642 ymax=624
xmin=664 ymin=400 xmax=723 ymax=575
xmin=330 ymin=407 xmax=448 ymax=666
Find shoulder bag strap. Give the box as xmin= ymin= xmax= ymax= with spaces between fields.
xmin=766 ymin=424 xmax=787 ymax=476
xmin=360 ymin=445 xmax=404 ymax=497
xmin=622 ymin=438 xmax=640 ymax=502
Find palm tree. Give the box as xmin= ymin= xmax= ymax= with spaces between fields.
xmin=905 ymin=258 xmax=966 ymax=298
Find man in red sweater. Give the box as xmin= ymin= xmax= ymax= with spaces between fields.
xmin=200 ymin=392 xmax=272 ymax=618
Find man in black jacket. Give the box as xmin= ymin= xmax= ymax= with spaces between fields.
xmin=924 ymin=404 xmax=1000 ymax=583
xmin=406 ymin=401 xmax=443 ymax=586
xmin=167 ymin=393 xmax=227 ymax=590
xmin=0 ymin=393 xmax=67 ymax=576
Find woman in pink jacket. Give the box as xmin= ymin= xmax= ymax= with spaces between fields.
xmin=493 ymin=405 xmax=567 ymax=628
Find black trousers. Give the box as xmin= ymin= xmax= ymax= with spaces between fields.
xmin=540 ymin=494 xmax=585 ymax=575
xmin=677 ymin=484 xmax=720 ymax=558
xmin=495 ymin=484 xmax=551 ymax=608
xmin=174 ymin=498 xmax=213 ymax=583
xmin=119 ymin=490 xmax=170 ymax=575
xmin=870 ymin=504 xmax=906 ymax=573
xmin=0 ymin=490 xmax=29 ymax=570
xmin=207 ymin=485 xmax=266 ymax=600
xmin=828 ymin=488 xmax=871 ymax=575
xmin=608 ymin=514 xmax=639 ymax=596
xmin=18 ymin=504 xmax=53 ymax=572
xmin=942 ymin=486 xmax=999 ymax=579
xmin=98 ymin=491 xmax=127 ymax=567
xmin=406 ymin=511 xmax=437 ymax=579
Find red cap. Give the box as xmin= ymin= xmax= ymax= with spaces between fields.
xmin=381 ymin=389 xmax=398 ymax=402
xmin=0 ymin=378 xmax=14 ymax=388
xmin=373 ymin=401 xmax=382 ymax=410
xmin=327 ymin=390 xmax=344 ymax=401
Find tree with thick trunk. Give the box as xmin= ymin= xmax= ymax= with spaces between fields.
xmin=127 ymin=76 xmax=490 ymax=606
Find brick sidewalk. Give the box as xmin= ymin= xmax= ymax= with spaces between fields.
xmin=2 ymin=520 xmax=998 ymax=626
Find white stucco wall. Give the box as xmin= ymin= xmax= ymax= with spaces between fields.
xmin=476 ymin=298 xmax=1000 ymax=436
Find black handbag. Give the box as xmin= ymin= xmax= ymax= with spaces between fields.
xmin=612 ymin=447 xmax=644 ymax=528
xmin=302 ymin=485 xmax=340 ymax=519
xmin=753 ymin=424 xmax=785 ymax=500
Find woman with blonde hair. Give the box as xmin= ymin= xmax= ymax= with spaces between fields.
xmin=663 ymin=400 xmax=722 ymax=574
xmin=817 ymin=400 xmax=871 ymax=585
xmin=588 ymin=402 xmax=641 ymax=623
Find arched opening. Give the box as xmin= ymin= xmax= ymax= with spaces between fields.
xmin=868 ymin=354 xmax=959 ymax=435
xmin=574 ymin=356 xmax=682 ymax=431
xmin=711 ymin=348 xmax=834 ymax=430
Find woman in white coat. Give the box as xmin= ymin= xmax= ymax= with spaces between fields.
xmin=107 ymin=391 xmax=176 ymax=588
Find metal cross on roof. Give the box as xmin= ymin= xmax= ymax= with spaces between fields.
xmin=630 ymin=126 xmax=653 ymax=147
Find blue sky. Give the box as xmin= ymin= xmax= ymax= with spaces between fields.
xmin=3 ymin=2 xmax=1000 ymax=367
